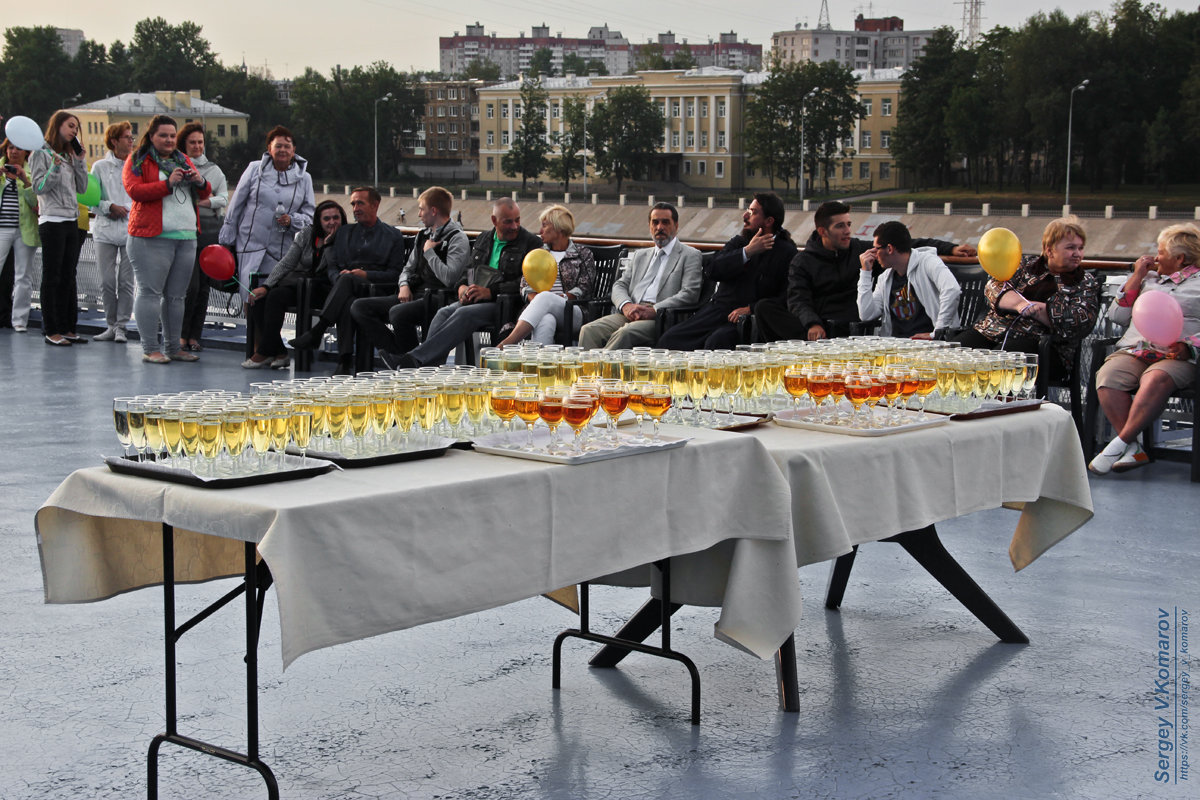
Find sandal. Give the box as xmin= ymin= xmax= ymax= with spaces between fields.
xmin=143 ymin=353 xmax=170 ymax=364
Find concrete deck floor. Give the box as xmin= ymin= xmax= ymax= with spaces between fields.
xmin=1 ymin=325 xmax=1195 ymax=800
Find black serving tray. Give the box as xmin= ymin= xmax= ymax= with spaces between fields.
xmin=286 ymin=436 xmax=455 ymax=468
xmin=105 ymin=454 xmax=338 ymax=488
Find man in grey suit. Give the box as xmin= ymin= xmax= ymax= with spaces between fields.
xmin=579 ymin=202 xmax=702 ymax=349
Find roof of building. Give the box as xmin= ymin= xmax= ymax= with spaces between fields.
xmin=70 ymin=92 xmax=248 ymax=118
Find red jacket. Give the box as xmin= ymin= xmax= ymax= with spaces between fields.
xmin=122 ymin=152 xmax=212 ymax=238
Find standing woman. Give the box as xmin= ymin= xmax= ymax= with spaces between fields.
xmin=88 ymin=121 xmax=135 ymax=343
xmin=219 ymin=125 xmax=314 ymax=296
xmin=177 ymin=122 xmax=228 ymax=352
xmin=28 ymin=110 xmax=89 ymax=346
xmin=0 ymin=138 xmax=40 ymax=333
xmin=122 ymin=114 xmax=212 ymax=364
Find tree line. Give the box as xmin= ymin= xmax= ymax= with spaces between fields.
xmin=892 ymin=0 xmax=1200 ymax=192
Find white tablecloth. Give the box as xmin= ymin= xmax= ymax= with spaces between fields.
xmin=36 ymin=428 xmax=803 ymax=668
xmin=743 ymin=403 xmax=1094 ymax=570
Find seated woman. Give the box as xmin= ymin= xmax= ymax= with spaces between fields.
xmin=242 ymin=199 xmax=346 ymax=368
xmin=497 ymin=205 xmax=595 ymax=347
xmin=953 ymin=216 xmax=1100 ymax=379
xmin=1089 ymin=223 xmax=1200 ymax=474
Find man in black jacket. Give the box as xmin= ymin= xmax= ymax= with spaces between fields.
xmin=288 ymin=186 xmax=407 ymax=372
xmin=658 ymin=192 xmax=797 ymax=351
xmin=386 ymin=197 xmax=541 ymax=368
xmin=754 ymin=201 xmax=976 ymax=341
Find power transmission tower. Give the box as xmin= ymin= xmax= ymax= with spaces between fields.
xmin=818 ymin=0 xmax=832 ymax=31
xmin=957 ymin=0 xmax=984 ymax=47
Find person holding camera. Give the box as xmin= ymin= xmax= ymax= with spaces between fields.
xmin=122 ymin=114 xmax=212 ymax=364
xmin=28 ymin=110 xmax=89 ymax=346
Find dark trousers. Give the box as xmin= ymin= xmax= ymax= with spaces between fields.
xmin=38 ymin=221 xmax=83 ymax=336
xmin=350 ymin=294 xmax=427 ymax=355
xmin=250 ymin=277 xmax=329 ymax=357
xmin=952 ymin=327 xmax=1069 ymax=380
xmin=180 ymin=226 xmax=219 ymax=341
xmin=752 ymin=297 xmax=853 ymax=342
xmin=317 ymin=273 xmax=374 ymax=356
xmin=657 ymin=302 xmax=741 ymax=351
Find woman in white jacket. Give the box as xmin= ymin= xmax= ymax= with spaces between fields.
xmin=856 ymin=220 xmax=961 ymax=339
xmin=89 ymin=121 xmax=135 ymax=342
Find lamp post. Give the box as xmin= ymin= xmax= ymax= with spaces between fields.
xmin=1065 ymin=79 xmax=1088 ymax=207
xmin=799 ymin=89 xmax=817 ymax=204
xmin=374 ymin=92 xmax=393 ymax=185
xmin=582 ymin=98 xmax=589 ymax=196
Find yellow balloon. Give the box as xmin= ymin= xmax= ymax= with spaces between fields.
xmin=522 ymin=248 xmax=558 ymax=293
xmin=977 ymin=227 xmax=1022 ymax=282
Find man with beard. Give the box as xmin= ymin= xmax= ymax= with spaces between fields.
xmin=658 ymin=192 xmax=797 ymax=351
xmin=754 ymin=201 xmax=976 ymax=341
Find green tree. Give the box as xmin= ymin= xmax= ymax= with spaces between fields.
xmin=634 ymin=44 xmax=669 ymax=71
xmin=547 ymin=96 xmax=588 ymax=193
xmin=501 ymin=78 xmax=551 ymax=191
xmin=671 ymin=45 xmax=696 ymax=69
xmin=202 ymin=65 xmax=292 ymax=170
xmin=462 ymin=59 xmax=501 ymax=81
xmin=0 ymin=26 xmax=75 ymax=124
xmin=891 ymin=27 xmax=966 ymax=187
xmin=129 ymin=17 xmax=217 ymax=91
xmin=588 ymin=85 xmax=663 ymax=193
xmin=529 ymin=48 xmax=555 ymax=78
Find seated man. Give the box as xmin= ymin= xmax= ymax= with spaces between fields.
xmin=385 ymin=197 xmax=540 ymax=368
xmin=658 ymin=192 xmax=796 ymax=351
xmin=289 ymin=186 xmax=407 ymax=373
xmin=350 ymin=186 xmax=470 ymax=362
xmin=754 ymin=200 xmax=975 ymax=342
xmin=856 ymin=220 xmax=961 ymax=339
xmin=579 ymin=202 xmax=702 ymax=349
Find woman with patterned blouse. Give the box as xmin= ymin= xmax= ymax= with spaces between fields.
xmin=1089 ymin=223 xmax=1200 ymax=474
xmin=954 ymin=216 xmax=1101 ymax=377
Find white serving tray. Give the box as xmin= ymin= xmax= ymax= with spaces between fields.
xmin=772 ymin=406 xmax=949 ymax=436
xmin=472 ymin=428 xmax=688 ymax=465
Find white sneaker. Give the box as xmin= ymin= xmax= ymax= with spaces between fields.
xmin=114 ymin=328 xmax=127 ymax=343
xmin=94 ymin=327 xmax=117 ymax=341
xmin=12 ymin=325 xmax=26 ymax=333
xmin=1112 ymin=442 xmax=1150 ymax=473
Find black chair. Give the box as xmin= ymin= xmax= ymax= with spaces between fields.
xmin=1083 ymin=337 xmax=1199 ymax=481
xmin=556 ymin=244 xmax=625 ymax=346
xmin=848 ymin=262 xmax=988 ymax=338
xmin=1037 ymin=334 xmax=1085 ymax=438
xmin=655 ymin=256 xmax=718 ymax=342
xmin=245 ymin=272 xmax=318 ymax=371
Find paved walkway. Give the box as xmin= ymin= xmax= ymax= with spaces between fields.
xmin=0 ymin=328 xmax=1191 ymax=799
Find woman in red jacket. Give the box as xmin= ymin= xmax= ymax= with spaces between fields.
xmin=122 ymin=114 xmax=211 ymax=364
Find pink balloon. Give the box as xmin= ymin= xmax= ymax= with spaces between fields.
xmin=1131 ymin=290 xmax=1184 ymax=349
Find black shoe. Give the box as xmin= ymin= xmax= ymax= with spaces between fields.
xmin=64 ymin=333 xmax=89 ymax=344
xmin=380 ymin=351 xmax=417 ymax=370
xmin=333 ymin=356 xmax=356 ymax=376
xmin=289 ymin=326 xmax=326 ymax=350
xmin=44 ymin=335 xmax=72 ymax=346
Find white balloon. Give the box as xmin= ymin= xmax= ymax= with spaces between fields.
xmin=4 ymin=116 xmax=45 ymax=152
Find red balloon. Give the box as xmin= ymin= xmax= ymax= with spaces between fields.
xmin=199 ymin=245 xmax=236 ymax=282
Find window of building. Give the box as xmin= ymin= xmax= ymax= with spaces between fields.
xmin=881 ymin=98 xmax=892 ymax=116
xmin=686 ymin=100 xmax=694 ymax=117
xmin=230 ymin=124 xmax=237 ymax=137
xmin=501 ymin=131 xmax=509 ymax=145
xmin=880 ymin=130 xmax=890 ymax=149
xmin=449 ymin=88 xmax=458 ymax=100
xmin=217 ymin=124 xmax=226 ymax=137
xmin=450 ymin=105 xmax=458 ymax=117
xmin=671 ymin=131 xmax=680 ymax=148
xmin=450 ymin=123 xmax=458 ymax=133
xmin=487 ymin=156 xmax=495 ymax=172
xmin=700 ymin=100 xmax=708 ymax=117
xmin=717 ymin=131 xmax=726 ymax=148
xmin=450 ymin=139 xmax=458 ymax=151
xmin=862 ymin=99 xmax=872 ymax=117
xmin=684 ymin=160 xmax=691 ymax=175
xmin=438 ymin=140 xmax=445 ymax=151
xmin=487 ymin=104 xmax=494 ymax=119
xmin=700 ymin=131 xmax=708 ymax=148
xmin=437 ymin=106 xmax=446 ymax=117
xmin=671 ymin=101 xmax=680 ymax=117
xmin=437 ymin=89 xmax=445 ymax=100
xmin=487 ymin=131 xmax=495 ymax=146
xmin=746 ymin=165 xmax=755 ymax=177
xmin=472 ymin=104 xmax=479 ymax=116
xmin=717 ymin=100 xmax=726 ymax=118
xmin=860 ymin=162 xmax=871 ymax=179
xmin=438 ymin=123 xmax=446 ymax=133
xmin=551 ymin=104 xmax=560 ymax=119
xmin=842 ymin=162 xmax=853 ymax=179
xmin=514 ymin=104 xmax=522 ymax=119
xmin=699 ymin=160 xmax=707 ymax=175
xmin=880 ymin=162 xmax=891 ymax=180
xmin=715 ymin=161 xmax=724 ymax=179
xmin=686 ymin=131 xmax=694 ymax=148
xmin=860 ymin=130 xmax=871 ymax=149
xmin=501 ymin=104 xmax=509 ymax=118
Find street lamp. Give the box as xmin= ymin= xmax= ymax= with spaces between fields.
xmin=374 ymin=92 xmax=393 ymax=185
xmin=1065 ymin=79 xmax=1088 ymax=208
xmin=799 ymin=89 xmax=817 ymax=204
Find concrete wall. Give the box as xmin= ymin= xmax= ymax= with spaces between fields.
xmin=317 ymin=191 xmax=1169 ymax=260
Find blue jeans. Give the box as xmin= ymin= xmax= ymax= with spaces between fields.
xmin=408 ymin=301 xmax=497 ymax=366
xmin=128 ymin=236 xmax=196 ymax=355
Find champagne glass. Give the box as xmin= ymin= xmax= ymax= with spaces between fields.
xmin=268 ymin=405 xmax=291 ymax=467
xmin=896 ymin=367 xmax=919 ymax=420
xmin=221 ymin=409 xmax=249 ymax=475
xmin=782 ymin=366 xmax=808 ymax=415
xmin=289 ymin=401 xmax=313 ymax=465
xmin=843 ymin=373 xmax=871 ymax=429
xmin=178 ymin=409 xmax=202 ymax=473
xmin=158 ymin=406 xmax=184 ymax=469
xmin=489 ymin=386 xmax=518 ymax=439
xmin=880 ymin=366 xmax=904 ymax=426
xmin=1022 ymin=353 xmax=1039 ymax=400
xmin=346 ymin=392 xmax=371 ymax=456
xmin=598 ymin=382 xmax=629 ymax=446
xmin=826 ymin=366 xmax=847 ymax=426
xmin=538 ymin=386 xmax=567 ymax=454
xmin=248 ymin=408 xmax=273 ymax=471
xmin=721 ymin=356 xmax=742 ymax=423
xmin=113 ymin=397 xmax=134 ymax=459
xmin=464 ymin=385 xmax=489 ymax=438
xmin=392 ymin=390 xmax=416 ymax=450
xmin=642 ymin=384 xmax=672 ymax=442
xmin=687 ymin=356 xmax=708 ymax=426
xmin=626 ymin=381 xmax=650 ymax=442
xmin=441 ymin=383 xmax=466 ymax=440
xmin=196 ymin=410 xmax=223 ymax=477
xmin=513 ymin=387 xmax=542 ymax=451
xmin=807 ymin=367 xmax=832 ymax=424
xmin=326 ymin=392 xmax=351 ymax=454
xmin=913 ymin=367 xmax=938 ymax=420
xmin=954 ymin=359 xmax=978 ymax=413
xmin=369 ymin=390 xmax=395 ymax=453
xmin=704 ymin=357 xmax=726 ymax=427
xmin=415 ymin=388 xmax=442 ymax=447
xmin=935 ymin=358 xmax=956 ymax=413
xmin=562 ymin=398 xmax=593 ymax=454
xmin=143 ymin=404 xmax=166 ymax=462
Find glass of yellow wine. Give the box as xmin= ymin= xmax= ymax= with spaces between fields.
xmin=289 ymin=401 xmax=313 ymax=465
xmin=113 ymin=397 xmax=134 ymax=460
xmin=642 ymin=384 xmax=673 ymax=442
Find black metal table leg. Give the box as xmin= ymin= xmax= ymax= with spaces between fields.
xmin=774 ymin=635 xmax=799 ymax=712
xmin=587 ymin=598 xmax=683 ymax=668
xmin=825 ymin=545 xmax=859 ymax=609
xmin=148 ymin=525 xmax=279 ymax=799
xmin=885 ymin=525 xmax=1029 ymax=644
xmin=554 ymin=559 xmax=702 ymax=724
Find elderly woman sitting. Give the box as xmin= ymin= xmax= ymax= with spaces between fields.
xmin=1089 ymin=223 xmax=1200 ymax=474
xmin=953 ymin=216 xmax=1101 ymax=379
xmin=497 ymin=204 xmax=595 ymax=346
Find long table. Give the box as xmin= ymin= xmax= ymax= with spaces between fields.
xmin=36 ymin=428 xmax=804 ymax=797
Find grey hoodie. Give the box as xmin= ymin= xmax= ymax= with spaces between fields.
xmin=29 ymin=148 xmax=88 ymax=222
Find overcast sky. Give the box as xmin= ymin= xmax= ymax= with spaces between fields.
xmin=7 ymin=0 xmax=1198 ymax=79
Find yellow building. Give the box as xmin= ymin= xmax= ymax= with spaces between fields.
xmin=478 ymin=66 xmax=901 ymax=195
xmin=69 ymin=91 xmax=249 ymax=161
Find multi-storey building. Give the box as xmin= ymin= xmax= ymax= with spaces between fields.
xmin=478 ymin=66 xmax=902 ymax=195
xmin=402 ymin=78 xmax=487 ymax=181
xmin=440 ymin=24 xmax=631 ymax=78
xmin=69 ymin=91 xmax=249 ymax=162
xmin=771 ymin=15 xmax=933 ymax=71
xmin=631 ymin=31 xmax=762 ymax=72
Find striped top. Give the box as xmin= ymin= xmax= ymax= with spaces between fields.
xmin=0 ymin=178 xmax=19 ymax=228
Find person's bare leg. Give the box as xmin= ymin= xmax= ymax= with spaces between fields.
xmin=1097 ymin=386 xmax=1133 ymax=434
xmin=1117 ymin=371 xmax=1178 ymax=442
xmin=498 ymin=320 xmax=534 ymax=348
